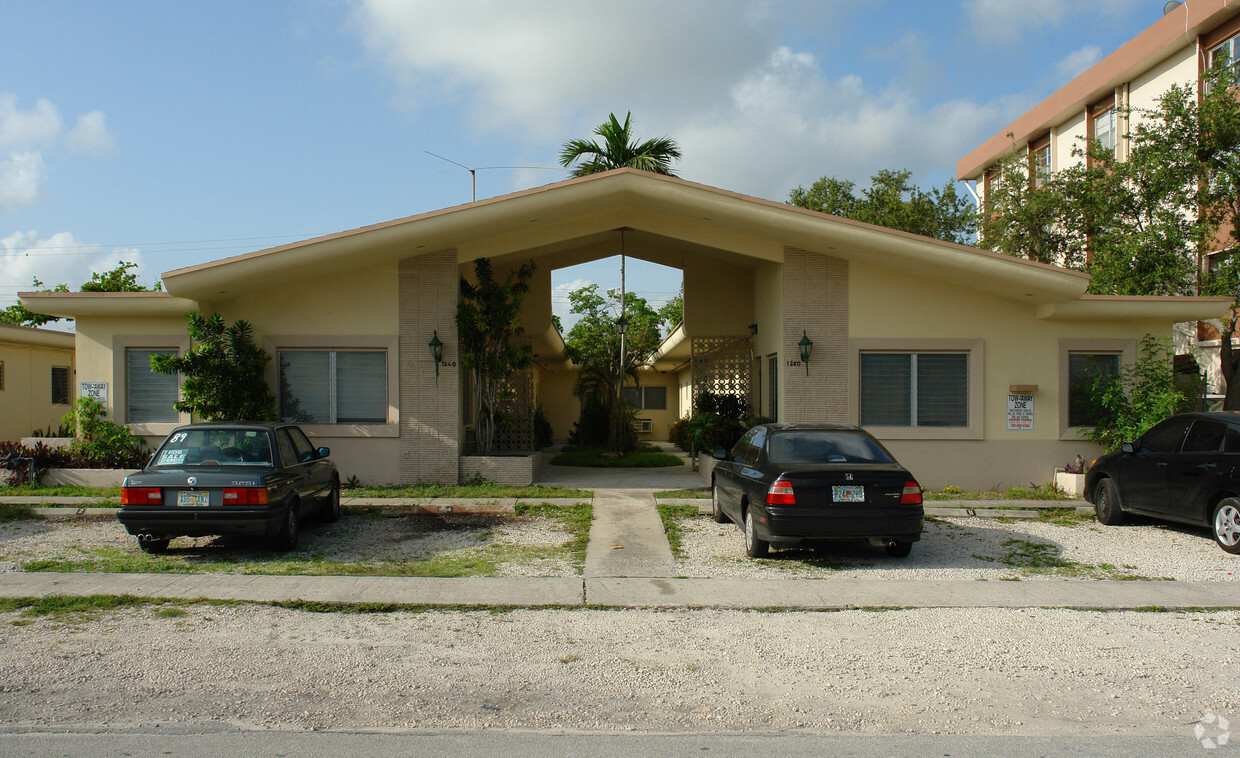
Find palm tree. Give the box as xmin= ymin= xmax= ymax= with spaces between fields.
xmin=559 ymin=112 xmax=682 ymax=177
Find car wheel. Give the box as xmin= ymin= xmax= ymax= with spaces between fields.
xmin=711 ymin=481 xmax=728 ymax=524
xmin=137 ymin=538 xmax=170 ymax=554
xmin=273 ymin=501 xmax=300 ymax=552
xmin=885 ymin=541 xmax=913 ymax=558
xmin=1213 ymin=498 xmax=1240 ymax=555
xmin=323 ymin=478 xmax=342 ymax=522
xmin=1094 ymin=478 xmax=1125 ymax=525
xmin=744 ymin=508 xmax=769 ymax=558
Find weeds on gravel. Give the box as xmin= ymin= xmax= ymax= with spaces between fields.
xmin=654 ymin=489 xmax=709 ymax=499
xmin=0 ymin=594 xmax=181 ymax=621
xmin=657 ymin=504 xmax=699 ymax=557
xmin=924 ymin=485 xmax=1075 ymax=501
xmin=990 ymin=539 xmax=1166 ymax=580
xmin=0 ymin=503 xmax=37 ymax=521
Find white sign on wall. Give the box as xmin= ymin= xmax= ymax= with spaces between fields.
xmin=80 ymin=382 xmax=108 ymax=403
xmin=1007 ymin=393 xmax=1034 ymax=431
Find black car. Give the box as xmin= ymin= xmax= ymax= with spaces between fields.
xmin=118 ymin=422 xmax=340 ymax=553
xmin=711 ymin=423 xmax=924 ymax=558
xmin=1085 ymin=411 xmax=1240 ymax=554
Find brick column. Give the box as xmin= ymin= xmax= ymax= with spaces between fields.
xmin=781 ymin=248 xmax=848 ymax=423
xmin=399 ymin=251 xmax=460 ymax=484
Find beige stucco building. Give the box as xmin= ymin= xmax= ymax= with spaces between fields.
xmin=0 ymin=324 xmax=76 ymax=442
xmin=21 ymin=169 xmax=1229 ymax=488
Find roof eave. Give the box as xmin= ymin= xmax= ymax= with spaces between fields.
xmin=18 ymin=292 xmax=201 ymax=318
xmin=1036 ymin=295 xmax=1232 ymax=321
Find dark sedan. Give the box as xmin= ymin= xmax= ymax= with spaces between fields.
xmin=118 ymin=422 xmax=340 ymax=553
xmin=1085 ymin=411 xmax=1240 ymax=554
xmin=711 ymin=423 xmax=924 ymax=558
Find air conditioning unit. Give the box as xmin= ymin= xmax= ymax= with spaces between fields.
xmin=639 ymin=420 xmax=653 ymax=433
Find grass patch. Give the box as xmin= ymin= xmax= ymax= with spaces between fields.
xmin=0 ymin=503 xmax=38 ymax=521
xmin=550 ymin=447 xmax=684 ymax=468
xmin=657 ymin=503 xmax=699 ymax=557
xmin=925 ymin=485 xmax=1076 ymax=501
xmin=349 ymin=484 xmax=591 ymax=499
xmin=987 ymin=538 xmax=1166 ymax=580
xmin=0 ymin=485 xmax=121 ymax=498
xmin=0 ymin=594 xmax=174 ymax=621
xmin=516 ymin=501 xmax=593 ymax=566
xmin=654 ymin=488 xmax=709 ymax=499
xmin=1038 ymin=508 xmax=1094 ymax=526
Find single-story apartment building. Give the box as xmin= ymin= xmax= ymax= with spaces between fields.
xmin=0 ymin=323 xmax=76 ymax=442
xmin=22 ymin=169 xmax=1230 ymax=489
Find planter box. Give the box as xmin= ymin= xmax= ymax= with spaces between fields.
xmin=42 ymin=468 xmax=140 ymax=488
xmin=698 ymin=455 xmax=719 ymax=486
xmin=460 ymin=452 xmax=543 ymax=487
xmin=19 ymin=437 xmax=73 ymax=450
xmin=1054 ymin=471 xmax=1087 ymax=497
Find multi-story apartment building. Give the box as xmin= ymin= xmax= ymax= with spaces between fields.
xmin=957 ymin=0 xmax=1240 ymax=398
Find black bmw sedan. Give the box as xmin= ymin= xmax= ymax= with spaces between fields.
xmin=1085 ymin=411 xmax=1240 ymax=554
xmin=118 ymin=422 xmax=340 ymax=554
xmin=711 ymin=423 xmax=924 ymax=558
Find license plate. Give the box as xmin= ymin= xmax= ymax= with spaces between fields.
xmin=177 ymin=490 xmax=209 ymax=507
xmin=832 ymin=485 xmax=865 ymax=503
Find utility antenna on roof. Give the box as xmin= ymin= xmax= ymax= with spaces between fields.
xmin=424 ymin=151 xmax=565 ymax=203
xmin=1163 ymin=1 xmax=1182 ymax=15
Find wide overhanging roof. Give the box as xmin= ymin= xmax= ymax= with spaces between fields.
xmin=20 ymin=169 xmax=1228 ymax=323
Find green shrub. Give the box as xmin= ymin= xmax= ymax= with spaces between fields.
xmin=1080 ymin=335 xmax=1201 ymax=451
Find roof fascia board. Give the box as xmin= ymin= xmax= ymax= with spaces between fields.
xmin=18 ymin=292 xmax=200 ymax=318
xmin=1036 ymin=295 xmax=1231 ymax=321
xmin=0 ymin=324 xmax=75 ymax=349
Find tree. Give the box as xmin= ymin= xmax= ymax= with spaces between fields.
xmin=563 ymin=284 xmax=663 ymax=451
xmin=0 ymin=260 xmax=161 ymax=327
xmin=658 ymin=285 xmax=683 ymax=334
xmin=150 ymin=313 xmax=277 ymax=422
xmin=457 ymin=258 xmax=536 ymax=456
xmin=1080 ymin=336 xmax=1201 ymax=451
xmin=788 ymin=169 xmax=978 ymax=245
xmin=559 ymin=112 xmax=682 ymax=177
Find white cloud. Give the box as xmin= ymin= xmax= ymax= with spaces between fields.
xmin=0 ymin=94 xmax=114 ymax=213
xmin=66 ymin=111 xmax=115 ymax=154
xmin=0 ymin=230 xmax=146 ymax=310
xmin=0 ymin=152 xmax=46 ymax=212
xmin=1055 ymin=45 xmax=1104 ymax=82
xmin=966 ymin=0 xmax=1144 ymax=45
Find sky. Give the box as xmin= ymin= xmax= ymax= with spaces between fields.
xmin=2 ymin=0 xmax=1169 ymax=332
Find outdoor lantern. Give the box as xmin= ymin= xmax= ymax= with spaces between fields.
xmin=429 ymin=330 xmax=444 ymax=383
xmin=616 ymin=314 xmax=629 ymax=335
xmin=798 ymin=330 xmax=813 ymax=375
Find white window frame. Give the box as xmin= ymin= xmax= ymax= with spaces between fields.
xmin=1058 ymin=338 xmax=1135 ymax=440
xmin=264 ymin=334 xmax=398 ymax=438
xmin=848 ymin=339 xmax=983 ymax=440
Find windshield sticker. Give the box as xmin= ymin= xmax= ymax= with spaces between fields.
xmin=169 ymin=432 xmax=188 ymax=445
xmin=159 ymin=449 xmax=188 ymax=465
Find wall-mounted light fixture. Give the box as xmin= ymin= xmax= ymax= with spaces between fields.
xmin=429 ymin=330 xmax=444 ymax=384
xmin=748 ymin=323 xmax=758 ymax=336
xmin=798 ymin=330 xmax=813 ymax=375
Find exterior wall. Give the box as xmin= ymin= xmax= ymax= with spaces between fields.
xmin=629 ymin=369 xmax=680 ymax=440
xmin=781 ymin=249 xmax=848 ymax=423
xmin=538 ymin=368 xmax=580 ymax=443
xmin=683 ymin=254 xmax=754 ymax=337
xmin=0 ymin=336 xmax=75 ymax=441
xmin=847 ymin=261 xmax=1165 ymax=487
xmin=1127 ymin=44 xmax=1196 ymax=114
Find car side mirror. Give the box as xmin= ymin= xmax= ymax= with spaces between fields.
xmin=317 ymin=447 xmax=331 ymax=459
xmin=1121 ymin=442 xmax=1134 ymax=454
xmin=712 ymin=448 xmax=726 ymax=461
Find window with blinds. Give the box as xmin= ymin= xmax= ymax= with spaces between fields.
xmin=279 ymin=349 xmax=387 ymax=424
xmin=620 ymin=386 xmax=667 ymax=411
xmin=1068 ymin=352 xmax=1120 ymax=427
xmin=860 ymin=352 xmax=968 ymax=427
xmin=126 ymin=349 xmax=178 ymax=423
xmin=51 ymin=366 xmax=70 ymax=405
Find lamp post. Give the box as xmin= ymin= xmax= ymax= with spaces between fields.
xmin=429 ymin=330 xmax=444 ymax=384
xmin=798 ymin=330 xmax=813 ymax=376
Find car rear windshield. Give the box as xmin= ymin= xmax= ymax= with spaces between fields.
xmin=767 ymin=431 xmax=893 ymax=465
xmin=151 ymin=429 xmax=273 ymax=467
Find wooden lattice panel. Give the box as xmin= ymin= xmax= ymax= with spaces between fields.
xmin=690 ymin=336 xmax=751 ymax=407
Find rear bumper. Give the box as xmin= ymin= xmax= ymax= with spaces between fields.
xmin=117 ymin=505 xmax=286 ymax=539
xmin=759 ymin=504 xmax=924 ymax=544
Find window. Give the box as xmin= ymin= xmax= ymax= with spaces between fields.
xmin=859 ymin=353 xmax=968 ymax=427
xmin=1092 ymin=105 xmax=1115 ymax=153
xmin=1067 ymin=353 xmax=1121 ymax=427
xmin=1030 ymin=136 xmax=1051 ymax=188
xmin=1208 ymin=34 xmax=1240 ymax=93
xmin=1137 ymin=416 xmax=1192 ymax=454
xmin=1183 ymin=419 xmax=1226 ymax=453
xmin=279 ymin=349 xmax=387 ymax=424
xmin=50 ymin=366 xmax=70 ymax=405
xmin=126 ymin=349 xmax=179 ymax=423
xmin=620 ymin=386 xmax=667 ymax=411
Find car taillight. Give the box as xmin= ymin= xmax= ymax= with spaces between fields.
xmin=223 ymin=487 xmax=269 ymax=506
xmin=121 ymin=487 xmax=162 ymax=505
xmin=900 ymin=480 xmax=922 ymax=505
xmin=767 ymin=477 xmax=796 ymax=505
